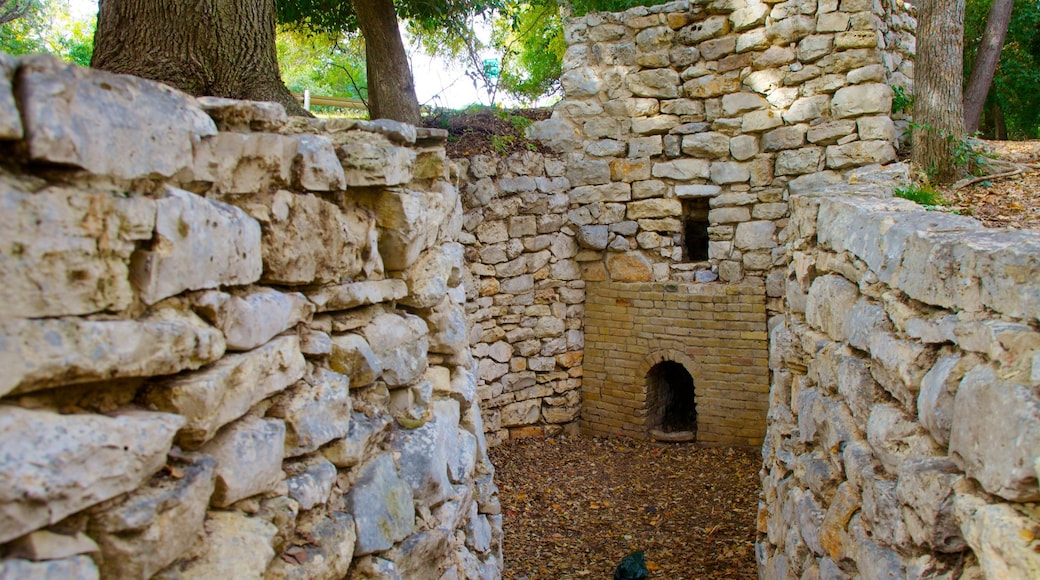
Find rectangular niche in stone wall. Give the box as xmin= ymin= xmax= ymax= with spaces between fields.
xmin=682 ymin=197 xmax=710 ymax=262
xmin=581 ymin=281 xmax=770 ymax=446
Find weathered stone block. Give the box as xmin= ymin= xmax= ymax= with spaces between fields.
xmin=336 ymin=131 xmax=416 ymax=187
xmin=17 ymin=54 xmax=217 ymax=180
xmin=132 ymin=186 xmax=262 ymax=304
xmin=831 ymin=83 xmax=892 ymax=118
xmin=0 ymin=309 xmax=225 ymax=397
xmin=400 ymin=242 xmax=465 ymax=309
xmin=0 ymin=183 xmax=154 ymax=318
xmin=345 ymin=454 xmax=416 ymax=556
xmin=192 ymin=288 xmax=312 ymax=351
xmin=0 ymin=408 xmax=184 ymax=544
xmin=652 ymin=158 xmax=710 ymax=180
xmin=362 ymin=312 xmax=429 ymax=387
xmin=0 ymin=53 xmax=22 ymax=139
xmin=266 ymin=511 xmax=356 ymax=580
xmin=826 ymin=140 xmax=897 ymax=169
xmin=146 ymin=335 xmax=306 ymax=448
xmin=88 ymin=454 xmax=216 ymax=579
xmin=269 ymin=367 xmax=353 ymax=457
xmin=805 ymin=275 xmax=859 ymax=341
xmin=950 ymin=366 xmax=1040 ymax=502
xmin=154 ymin=511 xmax=276 ymax=578
xmin=307 ymin=279 xmax=408 ymax=313
xmin=953 ymin=485 xmax=1040 ymax=578
xmin=193 ymin=132 xmax=296 ymax=193
xmin=202 ymin=415 xmax=286 ymax=507
xmin=0 ymin=556 xmax=99 ymax=580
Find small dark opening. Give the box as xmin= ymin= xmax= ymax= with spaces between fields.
xmin=647 ymin=361 xmax=697 ymax=434
xmin=682 ymin=198 xmax=710 ymax=262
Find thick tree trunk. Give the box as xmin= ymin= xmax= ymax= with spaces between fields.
xmin=91 ymin=0 xmax=309 ymax=116
xmin=912 ymin=0 xmax=966 ymax=183
xmin=964 ymin=0 xmax=1013 ymax=134
xmin=352 ymin=0 xmax=421 ymax=125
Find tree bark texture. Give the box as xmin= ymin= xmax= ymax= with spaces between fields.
xmin=963 ymin=0 xmax=1014 ymax=134
xmin=352 ymin=0 xmax=421 ymax=125
xmin=91 ymin=0 xmax=308 ymax=116
xmin=912 ymin=0 xmax=966 ymax=183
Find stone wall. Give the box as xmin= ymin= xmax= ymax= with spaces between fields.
xmin=0 ymin=54 xmax=501 ymax=579
xmin=760 ymin=166 xmax=1040 ymax=577
xmin=465 ymin=0 xmax=911 ymax=445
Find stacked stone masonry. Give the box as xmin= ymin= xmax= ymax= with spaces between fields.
xmin=466 ymin=0 xmax=910 ymax=445
xmin=760 ymin=165 xmax=1040 ymax=578
xmin=0 ymin=54 xmax=501 ymax=579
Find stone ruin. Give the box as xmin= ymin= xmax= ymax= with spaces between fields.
xmin=0 ymin=0 xmax=1038 ymax=578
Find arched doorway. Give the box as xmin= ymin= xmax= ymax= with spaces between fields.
xmin=646 ymin=361 xmax=697 ymax=437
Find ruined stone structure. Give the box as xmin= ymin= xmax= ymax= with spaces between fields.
xmin=0 ymin=54 xmax=500 ymax=579
xmin=466 ymin=0 xmax=915 ymax=446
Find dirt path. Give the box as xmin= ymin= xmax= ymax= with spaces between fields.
xmin=490 ymin=436 xmax=760 ymax=579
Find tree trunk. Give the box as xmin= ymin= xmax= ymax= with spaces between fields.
xmin=964 ymin=0 xmax=1013 ymax=134
xmin=352 ymin=0 xmax=421 ymax=125
xmin=91 ymin=0 xmax=309 ymax=116
xmin=912 ymin=0 xmax=966 ymax=183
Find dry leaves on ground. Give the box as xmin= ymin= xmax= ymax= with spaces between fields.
xmin=490 ymin=436 xmax=760 ymax=579
xmin=940 ymin=139 xmax=1040 ymax=231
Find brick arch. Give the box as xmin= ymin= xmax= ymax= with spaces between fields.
xmin=638 ymin=347 xmax=702 ymax=379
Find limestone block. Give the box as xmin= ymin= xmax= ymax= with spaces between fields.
xmin=918 ymin=354 xmax=964 ymax=448
xmin=677 ymin=184 xmax=722 ymax=198
xmin=0 ymin=53 xmax=22 ymax=139
xmin=196 ymin=96 xmax=287 ymax=132
xmin=868 ymin=331 xmax=934 ymax=411
xmin=570 ymin=182 xmax=632 ymax=204
xmin=867 ymin=403 xmax=942 ymax=476
xmin=321 ymin=411 xmax=391 ymax=469
xmin=631 ymin=115 xmax=679 ymax=135
xmin=560 ymin=68 xmax=602 ymax=97
xmin=721 ymin=92 xmax=769 ymax=116
xmin=336 ymin=131 xmax=416 ymax=187
xmin=841 ymin=298 xmax=893 ymax=353
xmin=5 ymin=530 xmax=99 ymax=561
xmin=857 ymin=115 xmax=897 ymax=142
xmin=734 ymin=221 xmax=777 ymax=251
xmin=953 ymin=485 xmax=1040 ymax=579
xmin=762 ymin=125 xmax=808 ymax=151
xmin=284 ymin=458 xmax=338 ymax=511
xmin=736 ymin=28 xmax=770 ymax=53
xmin=192 ymin=288 xmax=312 ymax=351
xmin=400 ymin=242 xmax=465 ymax=309
xmin=586 ymin=139 xmax=626 ymax=157
xmin=154 ymin=511 xmax=276 ymax=579
xmin=848 ymin=516 xmax=907 ymax=578
xmin=950 ymin=366 xmax=1040 ymax=502
xmin=329 ymin=333 xmax=382 ymax=388
xmin=831 ymin=83 xmax=892 ymax=118
xmin=627 ymin=198 xmax=682 ymax=219
xmin=974 ymin=230 xmax=1040 ymax=321
xmin=652 ymin=158 xmax=710 ymax=180
xmin=848 ymin=64 xmax=887 ymax=85
xmin=352 ymin=185 xmax=450 ymax=271
xmin=682 ymin=132 xmax=731 ymax=157
xmin=678 ymin=15 xmax=730 ymax=44
xmin=269 ymin=512 xmax=358 ymax=580
xmin=0 ymin=309 xmax=225 ymax=398
xmin=896 ymin=458 xmax=965 ymax=552
xmin=726 ymin=135 xmax=757 ymax=161
xmin=17 ymin=54 xmax=217 ymax=180
xmin=605 ymin=252 xmax=653 ymax=282
xmin=0 ymin=408 xmax=184 ymax=544
xmin=383 ymin=530 xmax=451 ymax=580
xmin=684 ymin=73 xmax=741 ymax=98
xmin=0 ymin=183 xmax=154 ymax=318
xmin=202 ymin=416 xmax=286 ymax=507
xmin=193 ymin=132 xmax=296 ymax=193
xmin=132 ymin=186 xmax=262 ymax=304
xmin=807 ymin=120 xmax=857 ymax=145
xmin=268 ymin=367 xmax=352 ymax=457
xmin=818 ymin=483 xmax=860 ymax=562
xmin=307 ymin=279 xmax=408 ymax=313
xmin=766 ymin=14 xmax=815 ymax=44
xmin=775 ymin=147 xmax=823 ymax=176
xmin=835 ymin=30 xmax=878 ymax=49
xmin=146 ymin=335 xmax=306 ymax=448
xmin=345 ymin=453 xmax=416 ymax=556
xmin=501 ymin=399 xmax=540 ymax=427
xmin=826 ymin=140 xmax=897 ymax=169
xmin=362 ymin=312 xmax=429 ymax=387
xmin=288 ymin=133 xmax=346 ymax=191
xmin=577 ymin=225 xmax=609 ymax=249
xmin=88 ymin=454 xmax=216 ymax=580
xmin=0 ymin=556 xmax=98 ymax=580
xmin=731 ymin=3 xmax=768 ymax=31
xmin=805 ymin=274 xmax=859 ymax=341
xmin=741 ymin=109 xmax=783 ymax=133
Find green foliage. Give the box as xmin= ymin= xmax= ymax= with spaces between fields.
xmin=891 ymin=85 xmax=913 ymax=115
xmin=963 ymin=0 xmax=1040 ymax=139
xmin=0 ymin=0 xmax=94 ymax=65
xmin=894 ymin=182 xmax=948 ymax=207
xmin=276 ymin=28 xmax=367 ymax=103
xmin=276 ymin=0 xmax=501 ymax=36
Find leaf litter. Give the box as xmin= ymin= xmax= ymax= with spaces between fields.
xmin=490 ymin=435 xmax=760 ymax=579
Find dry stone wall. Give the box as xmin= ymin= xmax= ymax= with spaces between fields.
xmin=465 ymin=0 xmax=910 ymax=444
xmin=760 ymin=165 xmax=1040 ymax=578
xmin=0 ymin=54 xmax=501 ymax=579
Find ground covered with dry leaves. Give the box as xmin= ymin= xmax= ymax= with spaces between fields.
xmin=941 ymin=140 xmax=1040 ymax=230
xmin=490 ymin=436 xmax=760 ymax=579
